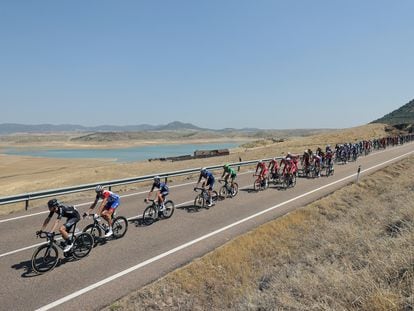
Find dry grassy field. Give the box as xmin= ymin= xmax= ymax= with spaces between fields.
xmin=104 ymin=155 xmax=414 ymax=311
xmin=0 ymin=124 xmax=390 ymax=215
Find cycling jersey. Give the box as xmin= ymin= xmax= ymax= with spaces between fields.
xmin=97 ymin=190 xmax=120 ymax=209
xmin=268 ymin=160 xmax=279 ymax=172
xmin=198 ymin=170 xmax=215 ymax=190
xmin=222 ymin=166 xmax=237 ymax=177
xmin=256 ymin=162 xmax=268 ymax=177
xmin=151 ymin=182 xmax=169 ymax=193
xmin=48 ymin=204 xmax=80 ymax=220
xmin=48 ymin=204 xmax=80 ymax=232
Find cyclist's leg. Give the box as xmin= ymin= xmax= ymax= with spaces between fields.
xmin=207 ymin=177 xmax=215 ymax=203
xmin=59 ymin=224 xmax=69 ymax=240
xmin=156 ymin=191 xmax=164 ymax=205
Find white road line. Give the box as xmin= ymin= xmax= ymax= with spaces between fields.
xmin=0 ymin=173 xmax=253 ymax=224
xmin=35 ymin=150 xmax=414 ymax=311
xmin=0 ymin=242 xmax=46 ymax=258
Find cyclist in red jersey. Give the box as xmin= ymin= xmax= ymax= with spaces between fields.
xmin=254 ymin=160 xmax=269 ymax=183
xmin=268 ymin=157 xmax=280 ymax=180
xmin=85 ymin=185 xmax=120 ymax=237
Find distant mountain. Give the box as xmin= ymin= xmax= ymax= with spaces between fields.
xmin=372 ymin=99 xmax=414 ymax=126
xmin=157 ymin=121 xmax=205 ymax=131
xmin=0 ymin=121 xmax=203 ymax=135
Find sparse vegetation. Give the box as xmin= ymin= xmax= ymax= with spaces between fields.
xmin=373 ymin=98 xmax=414 ymax=127
xmin=103 ymin=156 xmax=414 ymax=311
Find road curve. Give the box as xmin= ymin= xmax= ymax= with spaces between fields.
xmin=0 ymin=142 xmax=413 ymax=311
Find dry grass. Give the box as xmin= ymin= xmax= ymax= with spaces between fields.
xmin=0 ymin=123 xmax=390 ymax=215
xmin=104 ymin=155 xmax=414 ymax=311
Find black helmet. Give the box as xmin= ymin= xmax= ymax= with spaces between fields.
xmin=154 ymin=176 xmax=160 ymax=184
xmin=47 ymin=199 xmax=59 ymax=209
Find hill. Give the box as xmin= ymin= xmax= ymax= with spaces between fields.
xmin=372 ymin=98 xmax=414 ymax=128
xmin=0 ymin=121 xmax=200 ymax=135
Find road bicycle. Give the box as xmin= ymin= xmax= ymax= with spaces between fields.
xmin=280 ymin=172 xmax=297 ymax=189
xmin=253 ymin=174 xmax=269 ymax=191
xmin=323 ymin=161 xmax=334 ymax=177
xmin=142 ymin=198 xmax=175 ymax=225
xmin=82 ymin=211 xmax=128 ymax=246
xmin=218 ymin=179 xmax=239 ymax=199
xmin=269 ymin=170 xmax=282 ymax=184
xmin=31 ymin=226 xmax=93 ymax=274
xmin=193 ymin=187 xmax=219 ymax=209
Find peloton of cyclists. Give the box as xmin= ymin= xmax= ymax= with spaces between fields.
xmin=37 ymin=199 xmax=81 ymax=252
xmin=195 ymin=167 xmax=216 ymax=207
xmin=145 ymin=176 xmax=169 ymax=211
xmin=85 ymin=185 xmax=120 ymax=237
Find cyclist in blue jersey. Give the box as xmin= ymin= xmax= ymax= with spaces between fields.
xmin=195 ymin=167 xmax=215 ymax=207
xmin=85 ymin=185 xmax=120 ymax=237
xmin=145 ymin=176 xmax=169 ymax=211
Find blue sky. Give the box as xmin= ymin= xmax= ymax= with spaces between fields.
xmin=1 ymin=1 xmax=413 ymax=129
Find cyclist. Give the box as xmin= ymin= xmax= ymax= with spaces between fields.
xmin=85 ymin=185 xmax=120 ymax=237
xmin=268 ymin=157 xmax=280 ymax=180
xmin=145 ymin=176 xmax=169 ymax=211
xmin=195 ymin=167 xmax=215 ymax=207
xmin=254 ymin=160 xmax=269 ymax=184
xmin=312 ymin=153 xmax=322 ymax=177
xmin=37 ymin=199 xmax=80 ymax=252
xmin=221 ymin=164 xmax=237 ymax=193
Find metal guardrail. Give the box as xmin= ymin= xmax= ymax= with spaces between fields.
xmin=0 ymin=157 xmax=280 ymax=209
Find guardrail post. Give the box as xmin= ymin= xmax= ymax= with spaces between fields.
xmin=25 ymin=199 xmax=29 ymax=211
xmin=109 ymin=186 xmax=112 ymax=191
xmin=357 ymin=165 xmax=361 ymax=183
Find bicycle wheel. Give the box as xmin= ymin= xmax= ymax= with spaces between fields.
xmin=31 ymin=244 xmax=59 ymax=274
xmin=253 ymin=179 xmax=261 ymax=191
xmin=231 ymin=183 xmax=239 ymax=197
xmin=72 ymin=233 xmax=93 ymax=259
xmin=162 ymin=200 xmax=175 ymax=219
xmin=194 ymin=194 xmax=205 ymax=209
xmin=290 ymin=174 xmax=297 ymax=187
xmin=211 ymin=190 xmax=219 ymax=203
xmin=263 ymin=177 xmax=269 ymax=190
xmin=143 ymin=206 xmax=157 ymax=225
xmin=83 ymin=224 xmax=102 ymax=247
xmin=112 ymin=216 xmax=128 ymax=238
xmin=219 ymin=185 xmax=228 ymax=199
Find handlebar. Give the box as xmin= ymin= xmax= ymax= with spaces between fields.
xmin=36 ymin=231 xmax=56 ymax=239
xmin=83 ymin=213 xmax=101 ymax=220
xmin=193 ymin=187 xmax=206 ymax=192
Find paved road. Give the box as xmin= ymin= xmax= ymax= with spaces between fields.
xmin=0 ymin=142 xmax=413 ymax=311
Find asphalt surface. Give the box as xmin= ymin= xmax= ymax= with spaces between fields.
xmin=0 ymin=142 xmax=413 ymax=311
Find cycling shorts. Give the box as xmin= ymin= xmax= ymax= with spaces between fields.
xmin=104 ymin=198 xmax=120 ymax=210
xmin=64 ymin=215 xmax=80 ymax=232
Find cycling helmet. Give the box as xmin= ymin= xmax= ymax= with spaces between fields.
xmin=258 ymin=160 xmax=263 ymax=164
xmin=47 ymin=198 xmax=59 ymax=209
xmin=201 ymin=167 xmax=207 ymax=174
xmin=223 ymin=164 xmax=229 ymax=169
xmin=95 ymin=185 xmax=104 ymax=193
xmin=154 ymin=176 xmax=160 ymax=184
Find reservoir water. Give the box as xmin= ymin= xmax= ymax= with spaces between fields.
xmin=3 ymin=142 xmax=241 ymax=162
